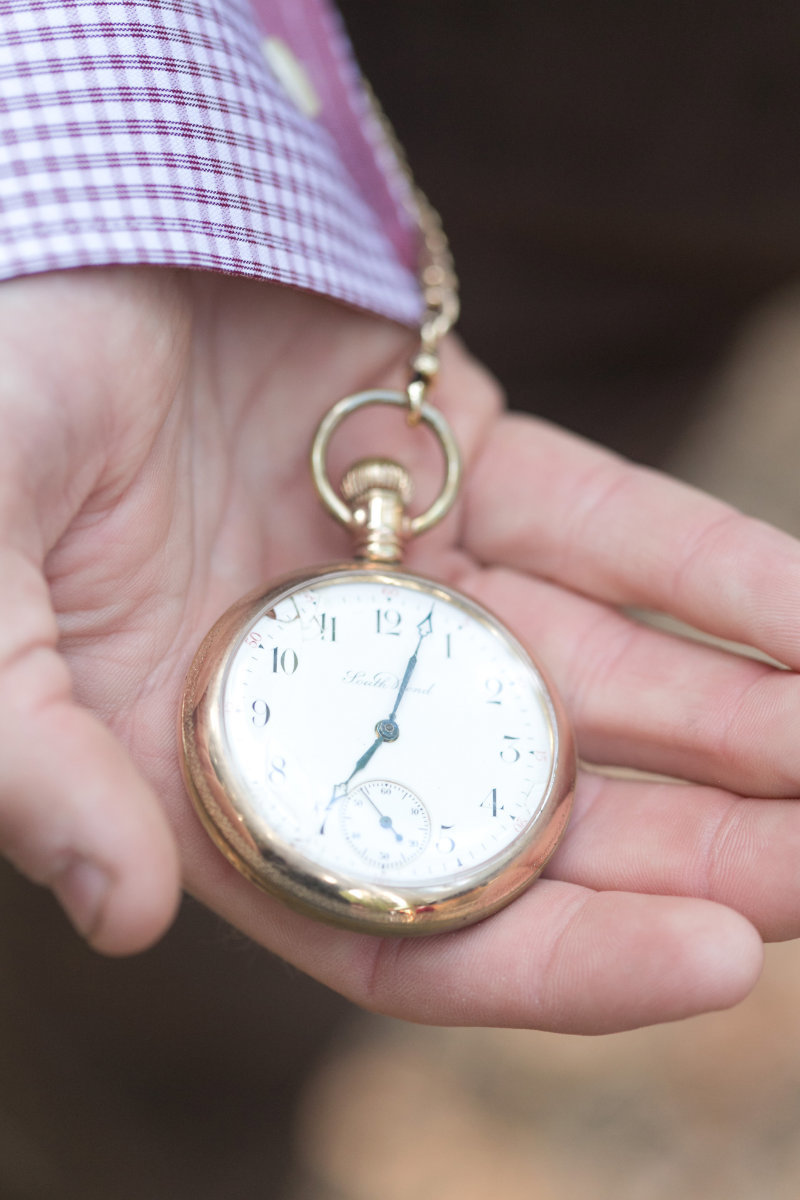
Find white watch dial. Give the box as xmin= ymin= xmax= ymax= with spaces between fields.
xmin=218 ymin=571 xmax=558 ymax=890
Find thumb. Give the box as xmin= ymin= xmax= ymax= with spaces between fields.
xmin=0 ymin=551 xmax=181 ymax=954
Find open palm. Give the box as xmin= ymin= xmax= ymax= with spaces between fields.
xmin=4 ymin=265 xmax=800 ymax=1034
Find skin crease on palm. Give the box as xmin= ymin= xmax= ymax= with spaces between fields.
xmin=4 ymin=264 xmax=800 ymax=1035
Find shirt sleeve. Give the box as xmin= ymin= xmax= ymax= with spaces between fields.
xmin=0 ymin=0 xmax=423 ymax=326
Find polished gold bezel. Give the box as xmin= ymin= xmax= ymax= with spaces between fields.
xmin=180 ymin=564 xmax=575 ymax=936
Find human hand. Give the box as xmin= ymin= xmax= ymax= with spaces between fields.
xmin=3 ymin=265 xmax=800 ymax=1033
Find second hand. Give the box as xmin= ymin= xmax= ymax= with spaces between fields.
xmin=360 ymin=785 xmax=403 ymax=843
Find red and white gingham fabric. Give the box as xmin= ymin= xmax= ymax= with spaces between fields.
xmin=0 ymin=0 xmax=423 ymax=325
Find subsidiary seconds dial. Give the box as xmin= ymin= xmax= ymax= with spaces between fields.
xmin=341 ymin=780 xmax=432 ymax=870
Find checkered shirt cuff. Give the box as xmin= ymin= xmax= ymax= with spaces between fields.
xmin=0 ymin=0 xmax=423 ymax=325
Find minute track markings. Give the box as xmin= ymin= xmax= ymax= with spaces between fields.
xmin=217 ymin=573 xmax=563 ymax=897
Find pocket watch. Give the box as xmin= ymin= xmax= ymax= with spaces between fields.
xmin=179 ymin=177 xmax=575 ymax=936
xmin=180 ymin=392 xmax=575 ymax=936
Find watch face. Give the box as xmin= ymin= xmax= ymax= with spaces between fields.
xmin=195 ymin=569 xmax=569 ymax=919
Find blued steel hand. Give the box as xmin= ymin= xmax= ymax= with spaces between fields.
xmin=389 ymin=610 xmax=433 ymax=722
xmin=321 ymin=729 xmax=393 ymax=832
xmin=361 ymin=786 xmax=403 ymax=843
xmin=346 ymin=734 xmax=384 ymax=785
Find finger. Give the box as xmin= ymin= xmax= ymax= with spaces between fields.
xmin=191 ymin=863 xmax=762 ymax=1034
xmin=0 ymin=552 xmax=180 ymax=953
xmin=465 ymin=565 xmax=800 ymax=795
xmin=546 ymin=771 xmax=800 ymax=942
xmin=464 ymin=414 xmax=800 ymax=668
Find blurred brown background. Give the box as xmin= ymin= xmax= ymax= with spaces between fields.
xmin=6 ymin=3 xmax=800 ymax=1197
xmin=341 ymin=0 xmax=800 ymax=462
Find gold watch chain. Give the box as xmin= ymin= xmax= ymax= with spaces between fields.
xmin=360 ymin=78 xmax=460 ymax=424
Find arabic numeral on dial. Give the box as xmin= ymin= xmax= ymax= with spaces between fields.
xmin=501 ymin=735 xmax=520 ymax=763
xmin=251 ymin=699 xmax=271 ymax=727
xmin=268 ymin=755 xmax=286 ymax=785
xmin=272 ymin=647 xmax=299 ymax=674
xmin=480 ymin=787 xmax=503 ymax=817
xmin=485 ymin=678 xmax=503 ymax=704
xmin=316 ymin=614 xmax=336 ymax=641
xmin=436 ymin=835 xmax=456 ymax=855
xmin=376 ymin=608 xmax=402 ymax=635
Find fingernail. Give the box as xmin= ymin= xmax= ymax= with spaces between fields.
xmin=51 ymin=858 xmax=110 ymax=941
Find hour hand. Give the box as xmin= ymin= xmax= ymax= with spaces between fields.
xmin=349 ymin=734 xmax=383 ymax=780
xmin=320 ymin=733 xmax=383 ymax=832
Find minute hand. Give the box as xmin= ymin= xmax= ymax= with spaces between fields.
xmin=389 ymin=610 xmax=433 ymax=722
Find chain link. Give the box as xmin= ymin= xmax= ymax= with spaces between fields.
xmin=361 ymin=80 xmax=460 ymax=425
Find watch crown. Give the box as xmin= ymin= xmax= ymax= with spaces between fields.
xmin=340 ymin=458 xmax=413 ymax=564
xmin=340 ymin=458 xmax=414 ymax=505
